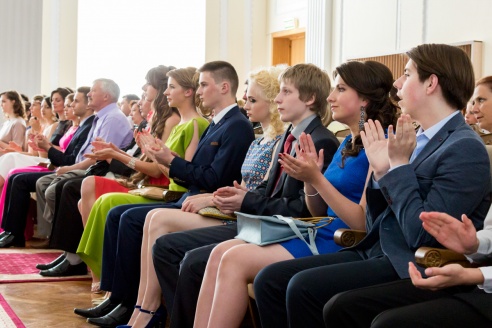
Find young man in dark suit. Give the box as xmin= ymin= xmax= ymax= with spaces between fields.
xmin=324 ymin=209 xmax=492 ymax=328
xmin=254 ymin=44 xmax=491 ymax=328
xmin=76 ymin=61 xmax=255 ymax=327
xmin=151 ymin=63 xmax=339 ymax=328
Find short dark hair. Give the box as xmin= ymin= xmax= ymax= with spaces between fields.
xmin=406 ymin=44 xmax=474 ymax=110
xmin=198 ymin=61 xmax=239 ymax=95
xmin=76 ymin=86 xmax=91 ymax=104
xmin=122 ymin=94 xmax=140 ymax=102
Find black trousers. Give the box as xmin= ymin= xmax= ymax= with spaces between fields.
xmin=324 ymin=279 xmax=490 ymax=328
xmin=253 ymin=251 xmax=400 ymax=328
xmin=49 ymin=176 xmax=85 ymax=252
xmin=152 ymin=224 xmax=238 ymax=328
xmin=2 ymin=171 xmax=52 ymax=242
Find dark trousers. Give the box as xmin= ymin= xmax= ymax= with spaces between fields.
xmin=254 ymin=251 xmax=400 ymax=328
xmin=2 ymin=172 xmax=52 ymax=241
xmin=100 ymin=202 xmax=180 ymax=306
xmin=152 ymin=224 xmax=237 ymax=328
xmin=324 ymin=279 xmax=490 ymax=328
xmin=49 ymin=176 xmax=85 ymax=252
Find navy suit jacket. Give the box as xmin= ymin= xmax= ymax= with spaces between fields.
xmin=169 ymin=106 xmax=254 ymax=193
xmin=241 ymin=116 xmax=339 ymax=217
xmin=47 ymin=115 xmax=95 ymax=167
xmin=355 ymin=113 xmax=491 ymax=278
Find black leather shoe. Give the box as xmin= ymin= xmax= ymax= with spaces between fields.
xmin=0 ymin=231 xmax=11 ymax=240
xmin=0 ymin=234 xmax=25 ymax=248
xmin=86 ymin=303 xmax=132 ymax=327
xmin=36 ymin=254 xmax=66 ymax=270
xmin=74 ymin=298 xmax=118 ymax=319
xmin=39 ymin=258 xmax=87 ymax=277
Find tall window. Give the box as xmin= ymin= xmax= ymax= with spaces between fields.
xmin=77 ymin=0 xmax=205 ymax=96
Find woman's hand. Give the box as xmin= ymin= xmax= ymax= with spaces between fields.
xmin=84 ymin=148 xmax=117 ymax=161
xmin=91 ymin=138 xmax=117 ymax=152
xmin=7 ymin=141 xmax=23 ymax=152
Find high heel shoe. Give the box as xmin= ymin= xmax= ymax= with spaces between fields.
xmin=115 ymin=305 xmax=141 ymax=328
xmin=140 ymin=305 xmax=166 ymax=328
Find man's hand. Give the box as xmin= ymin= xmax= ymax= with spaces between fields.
xmin=409 ymin=262 xmax=484 ymax=291
xmin=388 ymin=114 xmax=416 ymax=168
xmin=420 ymin=211 xmax=479 ymax=255
xmin=360 ymin=119 xmax=390 ymax=180
xmin=279 ymin=133 xmax=324 ymax=185
xmin=55 ymin=166 xmax=72 ymax=176
xmin=181 ymin=193 xmax=214 ymax=213
xmin=212 ymin=181 xmax=248 ymax=214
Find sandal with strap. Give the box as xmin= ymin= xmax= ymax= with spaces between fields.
xmin=139 ymin=305 xmax=166 ymax=328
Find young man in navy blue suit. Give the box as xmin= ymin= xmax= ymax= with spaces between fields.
xmin=253 ymin=44 xmax=491 ymax=328
xmin=76 ymin=61 xmax=255 ymax=327
xmin=150 ymin=63 xmax=340 ymax=328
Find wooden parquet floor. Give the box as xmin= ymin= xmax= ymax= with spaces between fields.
xmin=0 ymin=279 xmax=98 ymax=327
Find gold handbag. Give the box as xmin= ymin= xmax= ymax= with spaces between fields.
xmin=128 ymin=187 xmax=185 ymax=202
xmin=197 ymin=206 xmax=236 ymax=220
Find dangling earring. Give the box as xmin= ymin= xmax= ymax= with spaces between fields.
xmin=359 ymin=106 xmax=365 ymax=131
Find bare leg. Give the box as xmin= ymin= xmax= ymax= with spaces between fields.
xmin=0 ymin=175 xmax=4 ymax=190
xmin=80 ymin=176 xmax=96 ymax=227
xmin=206 ymin=243 xmax=293 ymax=328
xmin=194 ymin=239 xmax=246 ymax=328
xmin=129 ymin=208 xmax=226 ymax=327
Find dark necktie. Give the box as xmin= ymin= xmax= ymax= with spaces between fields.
xmin=205 ymin=121 xmax=216 ymax=136
xmin=273 ymin=132 xmax=296 ymax=192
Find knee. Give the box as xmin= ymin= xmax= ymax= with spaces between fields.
xmin=370 ymin=309 xmax=405 ymax=328
xmin=45 ymin=184 xmax=57 ymax=201
xmin=323 ymin=291 xmax=352 ymax=325
xmin=254 ymin=262 xmax=279 ymax=299
xmin=182 ymin=248 xmax=209 ymax=280
xmin=81 ymin=177 xmax=95 ymax=197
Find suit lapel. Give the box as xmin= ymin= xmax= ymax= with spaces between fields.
xmin=193 ymin=106 xmax=238 ymax=159
xmin=411 ymin=113 xmax=463 ymax=169
xmin=267 ymin=127 xmax=291 ymax=196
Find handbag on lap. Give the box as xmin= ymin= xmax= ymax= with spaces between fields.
xmin=235 ymin=212 xmax=333 ymax=255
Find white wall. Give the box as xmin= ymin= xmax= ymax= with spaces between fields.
xmin=335 ymin=0 xmax=492 ymax=78
xmin=205 ymin=0 xmax=269 ymax=96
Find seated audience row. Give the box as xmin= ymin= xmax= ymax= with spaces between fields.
xmin=0 ymin=43 xmax=491 ymax=328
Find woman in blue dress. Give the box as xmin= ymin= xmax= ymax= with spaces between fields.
xmin=194 ymin=60 xmax=399 ymax=328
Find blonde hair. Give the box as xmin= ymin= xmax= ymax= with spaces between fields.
xmin=249 ymin=65 xmax=288 ymax=139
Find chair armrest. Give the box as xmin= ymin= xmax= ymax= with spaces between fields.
xmin=334 ymin=229 xmax=366 ymax=247
xmin=415 ymin=247 xmax=471 ymax=268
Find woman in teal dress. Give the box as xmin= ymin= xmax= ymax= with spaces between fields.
xmin=193 ymin=60 xmax=399 ymax=328
xmin=76 ymin=67 xmax=209 ymax=281
xmin=125 ymin=66 xmax=287 ymax=328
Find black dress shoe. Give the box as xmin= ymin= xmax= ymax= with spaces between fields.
xmin=0 ymin=231 xmax=11 ymax=240
xmin=0 ymin=234 xmax=25 ymax=248
xmin=74 ymin=298 xmax=118 ymax=319
xmin=39 ymin=258 xmax=87 ymax=277
xmin=86 ymin=303 xmax=132 ymax=327
xmin=36 ymin=254 xmax=66 ymax=270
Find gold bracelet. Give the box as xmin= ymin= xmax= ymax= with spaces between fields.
xmin=126 ymin=157 xmax=137 ymax=169
xmin=305 ymin=191 xmax=319 ymax=197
